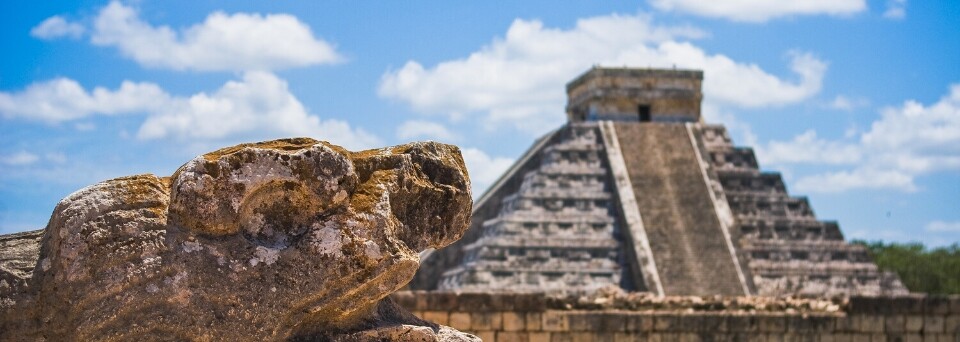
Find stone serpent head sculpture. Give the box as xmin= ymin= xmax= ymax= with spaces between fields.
xmin=0 ymin=138 xmax=474 ymax=341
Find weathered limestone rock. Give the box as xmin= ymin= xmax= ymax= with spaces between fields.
xmin=0 ymin=138 xmax=477 ymax=341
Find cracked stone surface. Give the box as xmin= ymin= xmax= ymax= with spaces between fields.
xmin=0 ymin=138 xmax=476 ymax=341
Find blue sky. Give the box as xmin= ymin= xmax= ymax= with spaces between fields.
xmin=1 ymin=0 xmax=958 ymax=246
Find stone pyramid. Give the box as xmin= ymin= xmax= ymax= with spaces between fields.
xmin=412 ymin=67 xmax=907 ymax=297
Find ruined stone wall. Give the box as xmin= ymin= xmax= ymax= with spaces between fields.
xmin=694 ymin=124 xmax=908 ymax=296
xmin=416 ymin=66 xmax=909 ymax=298
xmin=431 ymin=124 xmax=635 ymax=292
xmin=393 ymin=291 xmax=960 ymax=341
xmin=415 ymin=121 xmax=908 ymax=297
xmin=566 ymin=68 xmax=703 ymax=123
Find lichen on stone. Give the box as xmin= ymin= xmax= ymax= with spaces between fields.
xmin=0 ymin=138 xmax=475 ymax=342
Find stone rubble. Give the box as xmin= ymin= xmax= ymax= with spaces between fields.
xmin=546 ymin=285 xmax=845 ymax=313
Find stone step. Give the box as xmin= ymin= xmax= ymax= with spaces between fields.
xmin=614 ymin=123 xmax=747 ymax=296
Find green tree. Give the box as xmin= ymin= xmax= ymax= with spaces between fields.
xmin=853 ymin=240 xmax=960 ymax=294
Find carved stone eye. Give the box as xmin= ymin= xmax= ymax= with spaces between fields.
xmin=238 ymin=180 xmax=318 ymax=248
xmin=168 ymin=141 xmax=357 ymax=237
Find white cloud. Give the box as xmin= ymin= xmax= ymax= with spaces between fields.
xmin=0 ymin=72 xmax=379 ymax=150
xmin=827 ymin=95 xmax=870 ymax=111
xmin=883 ymin=0 xmax=907 ymax=20
xmin=135 ymin=71 xmax=378 ymax=149
xmin=379 ymin=14 xmax=826 ymax=134
xmin=649 ymin=0 xmax=867 ymax=22
xmin=74 ymin=122 xmax=96 ymax=131
xmin=31 ymin=15 xmax=85 ymax=39
xmin=767 ymin=84 xmax=960 ymax=193
xmin=461 ymin=148 xmax=514 ymax=196
xmin=844 ymin=126 xmax=859 ymax=138
xmin=710 ymin=50 xmax=826 ymax=108
xmin=926 ymin=220 xmax=960 ymax=233
xmin=858 ymin=85 xmax=960 ymax=176
xmin=794 ymin=168 xmax=915 ymax=193
xmin=88 ymin=1 xmax=341 ymax=71
xmin=702 ymin=104 xmax=759 ymax=146
xmin=139 ymin=71 xmax=381 ymax=149
xmin=1 ymin=151 xmax=40 ymax=166
xmin=0 ymin=78 xmax=168 ymax=123
xmin=45 ymin=152 xmax=68 ymax=164
xmin=757 ymin=130 xmax=861 ymax=165
xmin=396 ymin=120 xmax=456 ymax=142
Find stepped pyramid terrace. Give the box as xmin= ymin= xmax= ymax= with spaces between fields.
xmin=412 ymin=67 xmax=908 ymax=297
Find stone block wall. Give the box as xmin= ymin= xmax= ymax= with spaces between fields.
xmin=391 ymin=292 xmax=960 ymax=341
xmin=696 ymin=124 xmax=908 ymax=297
xmin=565 ymin=68 xmax=703 ymax=123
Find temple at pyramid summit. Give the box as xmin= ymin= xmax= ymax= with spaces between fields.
xmin=412 ymin=67 xmax=908 ymax=297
